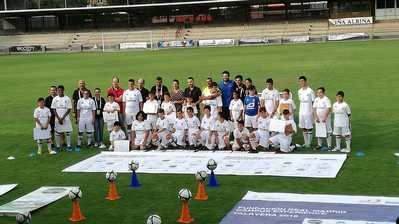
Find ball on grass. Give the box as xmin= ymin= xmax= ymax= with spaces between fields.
xmin=68 ymin=187 xmax=82 ymax=201
xmin=207 ymin=159 xmax=217 ymax=170
xmin=129 ymin=160 xmax=139 ymax=171
xmin=178 ymin=188 xmax=192 ymax=201
xmin=146 ymin=214 xmax=161 ymax=224
xmin=16 ymin=212 xmax=31 ymax=224
xmin=195 ymin=170 xmax=207 ymax=182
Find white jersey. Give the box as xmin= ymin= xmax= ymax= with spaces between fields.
xmin=77 ymin=98 xmax=96 ymax=119
xmin=229 ymin=99 xmax=244 ymax=121
xmin=209 ymin=96 xmax=223 ymax=117
xmin=186 ymin=116 xmax=201 ymax=131
xmin=123 ymin=89 xmax=143 ymax=114
xmin=279 ymin=98 xmax=296 ymax=113
xmin=313 ymin=96 xmax=331 ymax=120
xmin=33 ymin=107 xmax=51 ymax=128
xmin=104 ymin=102 xmax=120 ymax=112
xmin=51 ymin=95 xmax=72 ymax=119
xmin=257 ymin=116 xmax=270 ymax=131
xmin=333 ymin=101 xmax=351 ymax=127
xmin=132 ymin=120 xmax=150 ymax=138
xmin=233 ymin=128 xmax=250 ymax=139
xmin=110 ymin=130 xmax=126 ymax=142
xmin=182 ymin=103 xmax=198 ymax=118
xmin=283 ymin=118 xmax=297 ymax=137
xmin=213 ymin=120 xmax=230 ymax=133
xmin=174 ymin=118 xmax=188 ymax=132
xmin=201 ymin=115 xmax=214 ymax=131
xmin=261 ymin=88 xmax=279 ymax=114
xmin=161 ymin=101 xmax=176 ymax=116
xmin=298 ymin=87 xmax=315 ymax=115
xmin=143 ymin=100 xmax=159 ymax=114
xmin=156 ymin=117 xmax=170 ymax=132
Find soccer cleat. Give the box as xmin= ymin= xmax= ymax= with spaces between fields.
xmin=170 ymin=142 xmax=178 ymax=148
xmin=315 ymin=145 xmax=322 ymax=150
xmin=108 ymin=145 xmax=113 ymax=151
xmin=99 ymin=144 xmax=106 ymax=149
xmin=341 ymin=148 xmax=351 ymax=153
xmin=331 ymin=147 xmax=341 ymax=152
xmin=75 ymin=146 xmax=81 ymax=152
xmin=37 ymin=149 xmax=42 ymax=155
xmin=55 ymin=147 xmax=61 ymax=153
xmin=66 ymin=146 xmax=73 ymax=152
xmin=49 ymin=150 xmax=57 ymax=155
xmin=94 ymin=143 xmax=99 ymax=147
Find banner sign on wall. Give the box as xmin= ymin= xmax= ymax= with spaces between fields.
xmin=328 ymin=33 xmax=368 ymax=41
xmin=119 ymin=42 xmax=148 ymax=49
xmin=63 ymin=151 xmax=347 ymax=179
xmin=9 ymin=45 xmax=43 ymax=53
xmin=329 ymin=17 xmax=373 ymax=26
xmin=198 ymin=39 xmax=235 ymax=47
xmin=158 ymin=40 xmax=195 ymax=48
xmin=238 ymin=38 xmax=269 ymax=45
xmin=0 ymin=186 xmax=76 ymax=217
xmin=220 ymin=191 xmax=399 ymax=224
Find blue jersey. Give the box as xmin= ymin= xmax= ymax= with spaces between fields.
xmin=219 ymin=80 xmax=235 ymax=108
xmin=244 ymin=95 xmax=260 ymax=116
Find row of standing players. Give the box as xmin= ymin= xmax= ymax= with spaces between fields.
xmin=32 ymin=75 xmax=351 ymax=155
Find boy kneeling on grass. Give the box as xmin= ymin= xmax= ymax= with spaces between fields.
xmin=109 ymin=121 xmax=126 ymax=151
xmin=269 ymin=109 xmax=297 ymax=153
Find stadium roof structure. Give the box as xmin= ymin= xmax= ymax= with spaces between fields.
xmin=0 ymin=0 xmax=252 ymax=16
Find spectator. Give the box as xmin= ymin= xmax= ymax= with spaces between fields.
xmin=72 ymin=80 xmax=92 ymax=122
xmin=219 ymin=71 xmax=236 ymax=120
xmin=93 ymin=88 xmax=106 ymax=149
xmin=201 ymin=77 xmax=217 ymax=107
xmin=151 ymin=76 xmax=169 ymax=105
xmin=244 ymin=78 xmax=257 ymax=96
xmin=184 ymin=77 xmax=202 ymax=116
xmin=234 ymin=75 xmax=246 ymax=102
xmin=170 ymin=79 xmax=185 ymax=112
xmin=137 ymin=79 xmax=149 ymax=103
xmin=44 ymin=85 xmax=58 ymax=145
xmin=107 ymin=76 xmax=125 ymax=130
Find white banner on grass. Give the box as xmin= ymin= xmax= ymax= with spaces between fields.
xmin=0 ymin=184 xmax=17 ymax=197
xmin=0 ymin=186 xmax=75 ymax=217
xmin=328 ymin=33 xmax=368 ymax=41
xmin=303 ymin=219 xmax=393 ymax=224
xmin=329 ymin=17 xmax=373 ymax=26
xmin=120 ymin=42 xmax=148 ymax=49
xmin=63 ymin=151 xmax=347 ymax=178
xmin=198 ymin=39 xmax=234 ymax=46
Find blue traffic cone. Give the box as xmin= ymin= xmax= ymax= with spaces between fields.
xmin=208 ymin=170 xmax=219 ymax=187
xmin=130 ymin=170 xmax=141 ymax=188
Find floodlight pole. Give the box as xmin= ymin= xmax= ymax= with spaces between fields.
xmin=4 ymin=0 xmax=7 ymax=10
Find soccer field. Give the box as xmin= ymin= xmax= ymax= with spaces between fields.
xmin=0 ymin=40 xmax=398 ymax=224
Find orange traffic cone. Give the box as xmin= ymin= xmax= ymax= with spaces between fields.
xmin=194 ymin=181 xmax=208 ymax=201
xmin=105 ymin=181 xmax=120 ymax=201
xmin=69 ymin=200 xmax=86 ymax=222
xmin=177 ymin=201 xmax=194 ymax=223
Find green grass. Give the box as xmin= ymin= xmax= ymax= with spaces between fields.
xmin=0 ymin=40 xmax=399 ymax=224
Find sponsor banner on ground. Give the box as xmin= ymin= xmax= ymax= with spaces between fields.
xmin=288 ymin=35 xmax=310 ymax=43
xmin=329 ymin=17 xmax=373 ymax=26
xmin=328 ymin=33 xmax=368 ymax=41
xmin=0 ymin=184 xmax=17 ymax=197
xmin=220 ymin=191 xmax=399 ymax=224
xmin=63 ymin=151 xmax=346 ymax=178
xmin=9 ymin=45 xmax=43 ymax=53
xmin=198 ymin=39 xmax=235 ymax=47
xmin=238 ymin=38 xmax=269 ymax=45
xmin=158 ymin=40 xmax=195 ymax=48
xmin=0 ymin=186 xmax=75 ymax=217
xmin=119 ymin=42 xmax=148 ymax=49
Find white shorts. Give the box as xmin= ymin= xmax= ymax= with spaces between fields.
xmin=55 ymin=118 xmax=73 ymax=133
xmin=255 ymin=129 xmax=270 ymax=148
xmin=33 ymin=127 xmax=51 ymax=140
xmin=299 ymin=113 xmax=313 ymax=129
xmin=215 ymin=131 xmax=229 ymax=149
xmin=134 ymin=134 xmax=150 ymax=146
xmin=146 ymin=115 xmax=157 ymax=130
xmin=245 ymin=115 xmax=258 ymax=129
xmin=105 ymin=119 xmax=117 ymax=132
xmin=173 ymin=131 xmax=186 ymax=146
xmin=78 ymin=118 xmax=94 ymax=133
xmin=269 ymin=133 xmax=293 ymax=153
xmin=188 ymin=129 xmax=200 ymax=145
xmin=333 ymin=126 xmax=351 ymax=136
xmin=125 ymin=112 xmax=138 ymax=126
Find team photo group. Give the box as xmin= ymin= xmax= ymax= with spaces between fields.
xmin=33 ymin=71 xmax=352 ymax=155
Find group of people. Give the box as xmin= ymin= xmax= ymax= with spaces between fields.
xmin=33 ymin=71 xmax=352 ymax=155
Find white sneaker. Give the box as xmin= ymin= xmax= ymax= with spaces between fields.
xmin=94 ymin=143 xmax=99 ymax=147
xmin=99 ymin=144 xmax=106 ymax=149
xmin=341 ymin=148 xmax=351 ymax=153
xmin=49 ymin=150 xmax=57 ymax=155
xmin=170 ymin=142 xmax=177 ymax=147
xmin=108 ymin=145 xmax=113 ymax=151
xmin=157 ymin=145 xmax=162 ymax=150
xmin=331 ymin=147 xmax=341 ymax=152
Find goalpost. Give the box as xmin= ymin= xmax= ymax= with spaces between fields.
xmin=101 ymin=31 xmax=154 ymax=52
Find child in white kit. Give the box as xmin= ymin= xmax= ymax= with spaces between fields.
xmin=200 ymin=105 xmax=214 ymax=150
xmin=229 ymin=91 xmax=244 ymax=128
xmin=161 ymin=92 xmax=176 ymax=130
xmin=251 ymin=107 xmax=271 ymax=150
xmin=103 ymin=94 xmax=120 ymax=132
xmin=153 ymin=109 xmax=172 ymax=150
xmin=211 ymin=112 xmax=231 ymax=150
xmin=269 ymin=110 xmax=297 ymax=153
xmin=186 ymin=107 xmax=201 ymax=149
xmin=172 ymin=110 xmax=188 ymax=148
xmin=131 ymin=111 xmax=151 ymax=150
xmin=33 ymin=97 xmax=57 ymax=155
xmin=313 ymin=87 xmax=332 ymax=150
xmin=332 ymin=91 xmax=352 ymax=153
xmin=278 ymin=88 xmax=296 ymax=120
xmin=109 ymin=121 xmax=126 ymax=151
xmin=143 ymin=91 xmax=159 ymax=130
xmin=182 ymin=96 xmax=198 ymax=118
xmin=232 ymin=120 xmax=251 ymax=151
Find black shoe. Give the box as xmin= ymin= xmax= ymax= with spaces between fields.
xmin=248 ymin=150 xmax=259 ymax=154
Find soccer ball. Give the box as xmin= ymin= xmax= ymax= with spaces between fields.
xmin=195 ymin=170 xmax=208 ymax=182
xmin=207 ymin=159 xmax=217 ymax=170
xmin=178 ymin=188 xmax=192 ymax=201
xmin=129 ymin=160 xmax=139 ymax=171
xmin=106 ymin=170 xmax=118 ymax=182
xmin=16 ymin=212 xmax=31 ymax=224
xmin=146 ymin=214 xmax=162 ymax=224
xmin=68 ymin=187 xmax=82 ymax=201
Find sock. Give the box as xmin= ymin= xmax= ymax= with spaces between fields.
xmin=326 ymin=134 xmax=332 ymax=148
xmin=127 ymin=130 xmax=131 ymax=141
xmin=335 ymin=136 xmax=341 ymax=149
xmin=47 ymin=140 xmax=52 ymax=152
xmin=66 ymin=132 xmax=72 ymax=147
xmin=87 ymin=133 xmax=93 ymax=145
xmin=77 ymin=133 xmax=83 ymax=146
xmin=317 ymin=138 xmax=323 ymax=147
xmin=307 ymin=131 xmax=313 ymax=146
xmin=55 ymin=133 xmax=61 ymax=148
xmin=37 ymin=140 xmax=43 ymax=152
xmin=345 ymin=136 xmax=351 ymax=150
xmin=302 ymin=131 xmax=308 ymax=145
